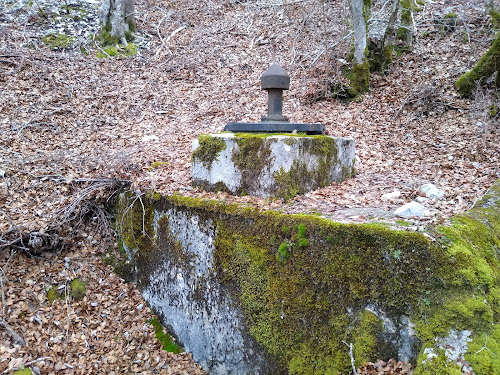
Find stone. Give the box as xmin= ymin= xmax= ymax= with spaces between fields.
xmin=381 ymin=190 xmax=401 ymax=200
xmin=394 ymin=202 xmax=430 ymax=218
xmin=191 ymin=133 xmax=355 ymax=199
xmin=420 ymin=183 xmax=445 ymax=199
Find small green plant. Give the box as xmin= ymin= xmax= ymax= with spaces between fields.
xmin=392 ymin=250 xmax=402 ymax=259
xmin=489 ymin=104 xmax=498 ymax=117
xmin=276 ymin=240 xmax=291 ymax=265
xmin=41 ymin=33 xmax=75 ymax=49
xmin=396 ymin=220 xmax=412 ymax=227
xmin=298 ymin=223 xmax=307 ymax=238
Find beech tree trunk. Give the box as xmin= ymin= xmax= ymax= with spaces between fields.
xmin=98 ymin=0 xmax=136 ymax=45
xmin=455 ymin=32 xmax=500 ymax=96
xmin=350 ymin=0 xmax=370 ymax=93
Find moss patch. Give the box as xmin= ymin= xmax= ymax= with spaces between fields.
xmin=192 ymin=134 xmax=227 ymax=168
xmin=13 ymin=369 xmax=32 ymax=375
xmin=147 ymin=317 xmax=183 ymax=353
xmin=47 ymin=278 xmax=86 ymax=302
xmin=350 ymin=61 xmax=370 ymax=94
xmin=41 ymin=32 xmax=75 ymax=49
xmin=69 ymin=278 xmax=86 ymax=301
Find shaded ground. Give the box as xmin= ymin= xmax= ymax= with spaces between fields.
xmin=0 ymin=0 xmax=499 ymax=373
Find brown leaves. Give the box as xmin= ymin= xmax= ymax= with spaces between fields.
xmin=358 ymin=358 xmax=413 ymax=375
xmin=0 ymin=247 xmax=206 ymax=374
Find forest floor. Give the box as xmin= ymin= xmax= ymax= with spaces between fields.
xmin=0 ymin=0 xmax=499 ymax=373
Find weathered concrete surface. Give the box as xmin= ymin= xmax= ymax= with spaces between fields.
xmin=191 ymin=133 xmax=355 ymax=199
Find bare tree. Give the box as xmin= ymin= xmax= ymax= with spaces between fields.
xmin=98 ymin=0 xmax=137 ymax=45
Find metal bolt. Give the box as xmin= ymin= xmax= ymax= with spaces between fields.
xmin=261 ymin=62 xmax=290 ymax=122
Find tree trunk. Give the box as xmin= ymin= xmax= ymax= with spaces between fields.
xmin=350 ymin=0 xmax=370 ymax=93
xmin=367 ymin=0 xmax=399 ymax=72
xmin=98 ymin=0 xmax=136 ymax=45
xmin=397 ymin=0 xmax=413 ymax=46
xmin=455 ymin=32 xmax=500 ymax=96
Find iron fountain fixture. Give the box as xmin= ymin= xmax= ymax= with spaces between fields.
xmin=224 ymin=62 xmax=325 ymax=135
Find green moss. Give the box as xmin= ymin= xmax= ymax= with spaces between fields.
xmin=46 ymin=278 xmax=86 ymax=302
xmin=414 ymin=348 xmax=462 ymax=375
xmin=351 ymin=310 xmax=383 ymax=367
xmin=116 ymin=191 xmax=155 ymax=253
xmin=272 ymin=136 xmax=345 ymax=200
xmin=351 ymin=61 xmax=370 ymax=93
xmin=147 ymin=317 xmax=183 ymax=353
xmin=455 ymin=32 xmax=500 ymax=96
xmin=128 ymin=19 xmax=137 ymax=33
xmin=441 ymin=12 xmax=458 ymax=32
xmin=47 ymin=285 xmax=61 ymax=303
xmin=208 ymin=204 xmax=434 ymax=374
xmin=277 ymin=240 xmax=291 ymax=265
xmin=69 ymin=278 xmax=86 ymax=301
xmin=148 ymin=161 xmax=169 ymax=171
xmin=41 ymin=33 xmax=75 ymax=49
xmin=192 ymin=135 xmax=227 ymax=168
xmin=396 ymin=220 xmax=412 ymax=226
xmin=368 ymin=41 xmax=393 ymax=72
xmin=489 ymin=104 xmax=498 ymax=117
xmin=13 ymin=369 xmax=32 ymax=375
xmin=398 ymin=0 xmax=413 ymax=44
xmin=491 ymin=9 xmax=500 ymax=29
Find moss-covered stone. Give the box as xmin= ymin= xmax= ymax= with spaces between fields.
xmin=232 ymin=135 xmax=272 ymax=188
xmin=116 ymin=179 xmax=500 ymax=374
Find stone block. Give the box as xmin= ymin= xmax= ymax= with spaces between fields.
xmin=191 ymin=133 xmax=355 ymax=199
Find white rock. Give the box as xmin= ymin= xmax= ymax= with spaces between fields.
xmin=420 ymin=183 xmax=445 ymax=199
xmin=382 ymin=190 xmax=401 ymax=200
xmin=415 ymin=196 xmax=428 ymax=203
xmin=142 ymin=134 xmax=159 ymax=142
xmin=394 ymin=202 xmax=430 ymax=218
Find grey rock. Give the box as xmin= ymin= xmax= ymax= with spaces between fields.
xmin=394 ymin=202 xmax=430 ymax=218
xmin=420 ymin=183 xmax=445 ymax=199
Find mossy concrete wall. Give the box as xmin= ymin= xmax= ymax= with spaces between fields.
xmin=191 ymin=133 xmax=355 ymax=200
xmin=116 ymin=178 xmax=500 ymax=375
